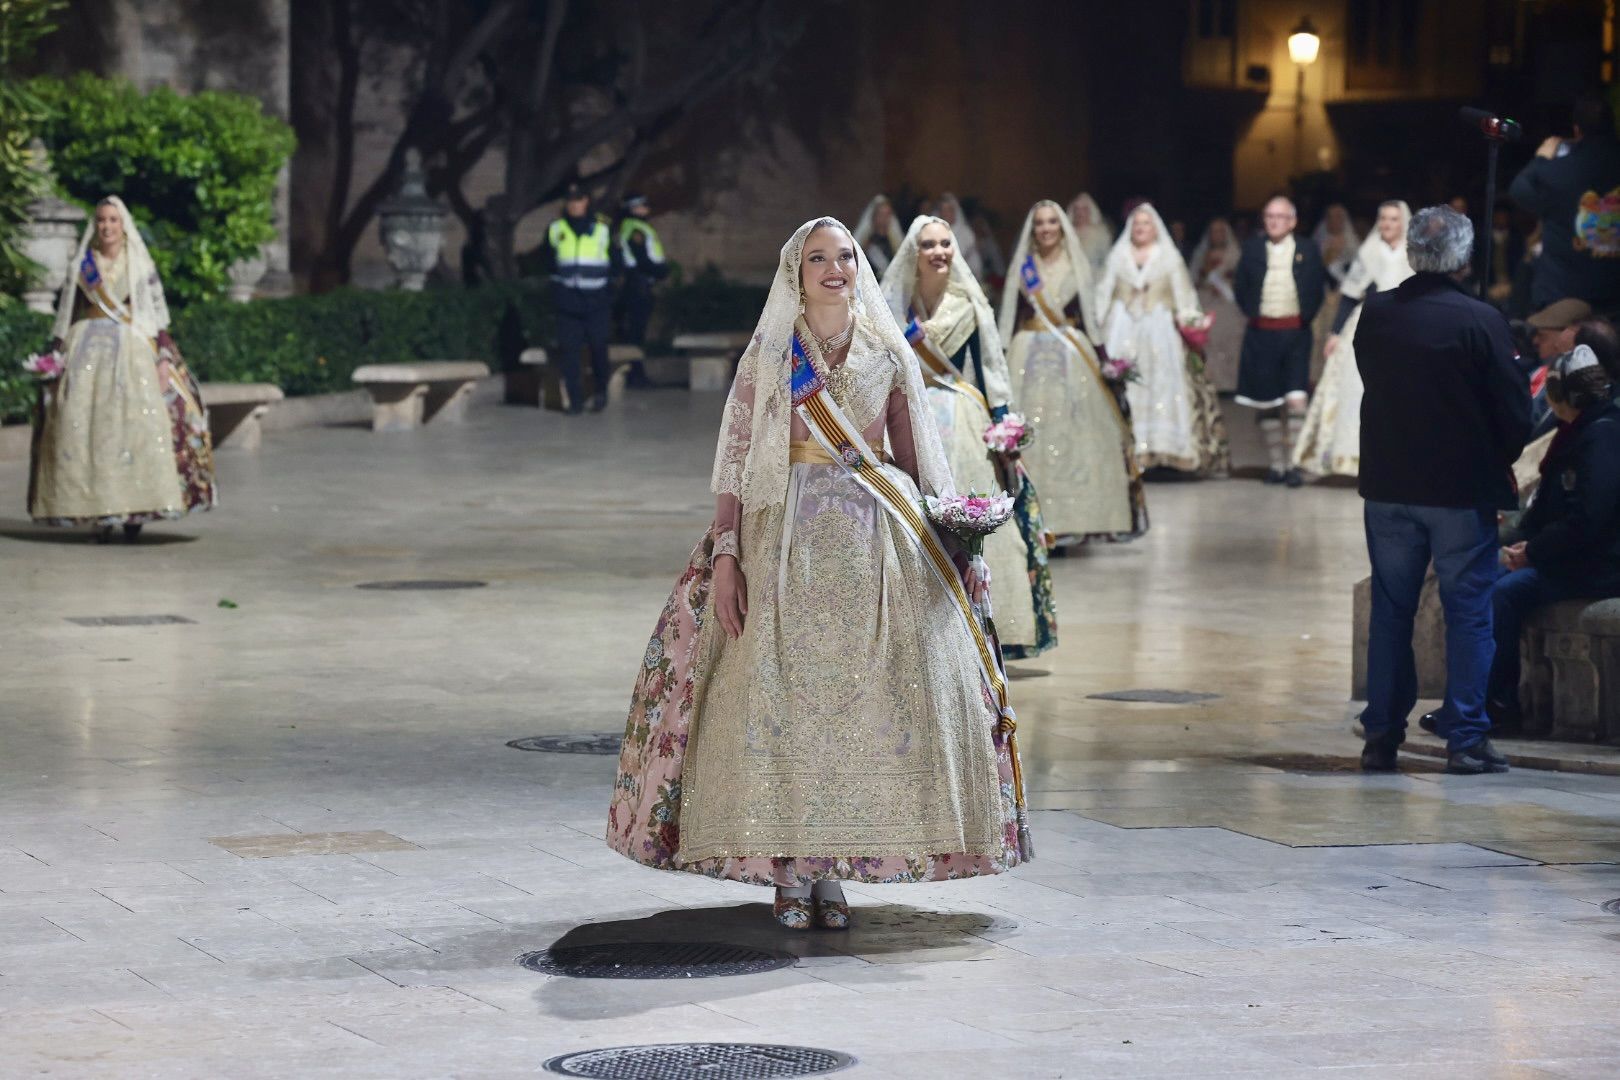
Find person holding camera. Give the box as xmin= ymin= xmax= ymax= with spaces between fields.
xmin=1509 ymin=91 xmax=1620 ymax=312
xmin=1355 ymin=206 xmax=1530 ymax=776
xmin=1486 ymin=345 xmax=1620 ymax=736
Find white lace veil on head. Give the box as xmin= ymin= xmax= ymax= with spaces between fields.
xmin=1188 ymin=217 xmax=1240 ymax=283
xmin=1067 ymin=192 xmax=1113 ymax=266
xmin=879 ymin=214 xmax=1008 ymax=385
xmin=998 ymin=199 xmax=1100 ymax=343
xmin=936 ymin=192 xmax=982 ymax=273
xmin=1102 ymin=201 xmax=1189 ymax=280
xmin=852 ymin=194 xmax=904 ymax=251
xmin=710 ymin=216 xmax=955 ymax=511
xmin=52 ymin=195 xmax=169 ymax=344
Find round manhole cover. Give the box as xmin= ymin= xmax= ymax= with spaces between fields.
xmin=507 ymin=733 xmax=622 ymax=755
xmin=519 ymin=942 xmax=795 ymax=979
xmin=355 ymin=580 xmax=488 ymax=591
xmin=1087 ymin=689 xmax=1220 ymax=704
xmin=1603 ymin=899 xmax=1620 ymax=915
xmin=543 ymin=1043 xmax=853 ymax=1079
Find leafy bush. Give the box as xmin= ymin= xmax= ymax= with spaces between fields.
xmin=0 ymin=0 xmax=64 ymax=295
xmin=655 ymin=263 xmax=768 ymax=337
xmin=174 ymin=282 xmax=552 ymax=396
xmin=28 ymin=73 xmax=294 ymax=307
xmin=0 ymin=301 xmax=51 ymax=422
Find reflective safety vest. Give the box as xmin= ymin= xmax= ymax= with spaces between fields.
xmin=548 ymin=217 xmax=612 ymax=291
xmin=618 ymin=217 xmax=665 ymax=271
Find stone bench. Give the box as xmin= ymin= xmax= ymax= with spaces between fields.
xmin=504 ymin=345 xmax=643 ymax=411
xmin=672 ymin=331 xmax=752 ymax=392
xmin=199 ymin=382 xmax=284 ymax=451
xmin=352 ymin=361 xmax=489 ymax=431
xmin=1352 ymin=575 xmax=1620 ymax=745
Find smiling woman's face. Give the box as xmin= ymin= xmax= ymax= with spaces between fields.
xmin=800 ymin=224 xmax=858 ymax=311
xmin=94 ymin=203 xmax=124 ymax=250
xmin=915 ymin=221 xmax=955 ymax=281
xmin=1033 ymin=205 xmax=1063 ymax=254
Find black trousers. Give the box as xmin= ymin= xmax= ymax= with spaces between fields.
xmin=618 ymin=275 xmax=656 ymax=346
xmin=554 ymin=287 xmax=611 ymax=405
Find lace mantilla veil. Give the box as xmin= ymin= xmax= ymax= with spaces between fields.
xmin=997 ymin=199 xmax=1102 ymax=344
xmin=710 ymin=216 xmax=956 ymax=512
xmin=1096 ymin=202 xmax=1196 ymax=305
xmin=879 ymin=214 xmax=1012 ymax=407
xmin=52 ymin=195 xmax=170 ymax=344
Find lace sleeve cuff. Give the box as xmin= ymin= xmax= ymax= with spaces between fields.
xmin=711 ymin=529 xmax=740 ymax=565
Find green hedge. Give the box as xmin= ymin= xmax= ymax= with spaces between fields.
xmin=1 ymin=271 xmax=765 ymax=422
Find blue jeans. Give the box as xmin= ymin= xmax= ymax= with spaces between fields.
xmin=1488 ymin=568 xmax=1586 ymax=707
xmin=1362 ymin=501 xmax=1500 ymax=751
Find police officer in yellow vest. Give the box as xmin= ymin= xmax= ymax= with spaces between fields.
xmin=542 ymin=183 xmax=617 ymax=413
xmin=616 ymin=193 xmax=669 ymax=348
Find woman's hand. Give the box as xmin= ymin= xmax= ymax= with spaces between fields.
xmin=714 ymin=555 xmax=748 ymax=639
xmin=1503 ymin=542 xmax=1530 ymax=572
xmin=1324 ymin=334 xmax=1339 ymax=357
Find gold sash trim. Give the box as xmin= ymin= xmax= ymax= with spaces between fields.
xmin=909 ymin=334 xmax=991 ymax=415
xmin=790 ymin=440 xmax=889 ymax=467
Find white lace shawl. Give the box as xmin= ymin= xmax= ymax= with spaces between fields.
xmin=997 ymin=199 xmax=1101 ymax=343
xmin=53 ymin=195 xmax=169 ymax=343
xmin=710 ymin=216 xmax=956 ymax=511
xmin=1067 ymin=192 xmax=1114 ymax=269
xmin=879 ymin=214 xmax=1013 ymax=410
xmin=1340 ymin=201 xmax=1413 ymax=302
xmin=1096 ymin=201 xmax=1202 ymax=333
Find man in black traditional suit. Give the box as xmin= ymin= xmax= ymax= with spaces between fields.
xmin=1234 ymin=196 xmax=1328 ymax=486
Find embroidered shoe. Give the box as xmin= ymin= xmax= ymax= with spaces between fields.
xmin=814 ymin=897 xmax=850 ymax=931
xmin=772 ymin=892 xmax=812 ymax=931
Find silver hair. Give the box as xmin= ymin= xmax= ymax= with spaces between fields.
xmin=1406 ymin=206 xmax=1475 ymax=274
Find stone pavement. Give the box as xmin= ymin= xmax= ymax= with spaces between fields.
xmin=1 ymin=393 xmax=1618 ymax=1079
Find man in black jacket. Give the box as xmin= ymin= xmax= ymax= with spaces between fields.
xmin=1356 ymin=206 xmax=1531 ymax=775
xmin=1509 ymin=91 xmax=1620 ymax=312
xmin=1490 ymin=345 xmax=1620 ymax=725
xmin=1233 ymin=195 xmax=1327 ymax=486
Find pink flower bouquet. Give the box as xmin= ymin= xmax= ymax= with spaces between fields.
xmin=923 ymin=490 xmax=1015 ymax=557
xmin=983 ymin=412 xmax=1035 ymax=455
xmin=1100 ymin=355 xmax=1137 ymax=383
xmin=22 ymin=349 xmax=64 ymax=381
xmin=1177 ymin=312 xmax=1214 ymax=353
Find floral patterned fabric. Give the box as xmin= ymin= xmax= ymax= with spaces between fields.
xmin=1001 ymin=465 xmax=1058 ymax=661
xmin=607 ymin=532 xmax=1024 ymax=886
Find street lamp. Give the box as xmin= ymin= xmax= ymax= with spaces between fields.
xmin=1288 ymin=16 xmax=1321 ymax=173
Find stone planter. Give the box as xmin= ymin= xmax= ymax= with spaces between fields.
xmin=18 ymin=141 xmax=86 ymax=315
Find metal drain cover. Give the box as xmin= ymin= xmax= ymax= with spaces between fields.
xmin=1603 ymin=899 xmax=1620 ymax=916
xmin=543 ymin=1043 xmax=853 ymax=1079
xmin=1236 ymin=752 xmax=1445 ymax=775
xmin=65 ymin=614 xmax=196 ymax=627
xmin=1088 ymin=689 xmax=1220 ymax=704
xmin=355 ymin=579 xmax=487 ymax=590
xmin=507 ymin=733 xmax=622 ymax=755
xmin=519 ymin=941 xmax=794 ymax=979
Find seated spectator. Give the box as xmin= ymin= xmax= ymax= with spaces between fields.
xmin=1526 ymin=299 xmax=1593 ymax=435
xmin=1576 ymin=316 xmax=1620 ymax=384
xmin=1489 ymin=344 xmax=1620 ymax=730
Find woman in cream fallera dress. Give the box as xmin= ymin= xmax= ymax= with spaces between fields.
xmin=608 ymin=217 xmax=1027 ymax=930
xmin=29 ymin=196 xmax=214 ymax=539
xmin=1097 ymin=202 xmax=1229 ymax=476
xmin=1293 ymin=200 xmax=1412 ymax=478
xmin=880 ymin=214 xmax=1057 ymax=658
xmin=998 ymin=200 xmax=1146 ymax=545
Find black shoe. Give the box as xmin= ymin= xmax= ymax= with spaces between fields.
xmin=123 ymin=523 xmax=143 ymax=543
xmin=1418 ymin=711 xmax=1442 ymax=737
xmin=588 ymin=392 xmax=608 ymax=413
xmin=1263 ymin=468 xmax=1287 ymax=485
xmin=1360 ymin=731 xmax=1404 ymax=772
xmin=1284 ymin=468 xmax=1304 ymax=488
xmin=563 ymin=401 xmax=585 ymax=416
xmin=1445 ymin=742 xmax=1510 ymax=775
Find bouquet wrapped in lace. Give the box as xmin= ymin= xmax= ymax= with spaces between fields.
xmin=22 ymin=349 xmax=64 ymax=381
xmin=923 ymin=490 xmax=1015 ymax=558
xmin=983 ymin=412 xmax=1034 ymax=455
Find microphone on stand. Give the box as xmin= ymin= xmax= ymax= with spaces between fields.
xmin=1459 ymin=107 xmax=1523 ymax=143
